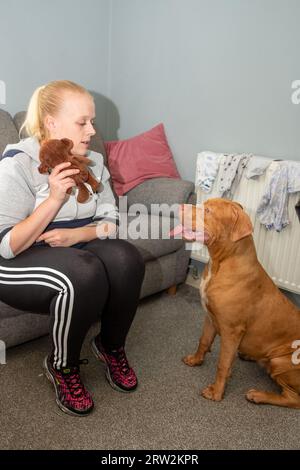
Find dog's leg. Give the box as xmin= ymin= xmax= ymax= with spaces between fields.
xmin=246 ymin=369 xmax=300 ymax=408
xmin=182 ymin=315 xmax=216 ymax=367
xmin=201 ymin=329 xmax=243 ymax=401
xmin=246 ymin=389 xmax=300 ymax=408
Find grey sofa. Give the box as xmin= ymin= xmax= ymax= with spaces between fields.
xmin=0 ymin=109 xmax=195 ymax=348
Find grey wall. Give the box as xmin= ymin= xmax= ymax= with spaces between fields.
xmin=2 ymin=0 xmax=300 ymax=181
xmin=108 ymin=0 xmax=300 ymax=181
xmin=0 ymin=0 xmax=111 ymax=135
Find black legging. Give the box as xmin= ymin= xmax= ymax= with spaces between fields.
xmin=0 ymin=239 xmax=145 ymax=369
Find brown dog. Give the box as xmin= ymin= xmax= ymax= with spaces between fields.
xmin=178 ymin=198 xmax=300 ymax=408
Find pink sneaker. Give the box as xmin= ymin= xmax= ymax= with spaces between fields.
xmin=91 ymin=336 xmax=138 ymax=392
xmin=43 ymin=356 xmax=94 ymax=416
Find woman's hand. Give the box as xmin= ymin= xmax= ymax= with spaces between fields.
xmin=48 ymin=162 xmax=80 ymax=203
xmin=96 ymin=221 xmax=118 ymax=239
xmin=36 ymin=228 xmax=80 ymax=247
xmin=36 ymin=222 xmax=118 ymax=248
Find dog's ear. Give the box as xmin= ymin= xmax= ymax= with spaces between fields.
xmin=230 ymin=204 xmax=253 ymax=242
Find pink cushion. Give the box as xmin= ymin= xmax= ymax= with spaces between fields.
xmin=105 ymin=123 xmax=180 ymax=196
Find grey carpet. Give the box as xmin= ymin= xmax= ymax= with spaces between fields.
xmin=0 ymin=284 xmax=299 ymax=450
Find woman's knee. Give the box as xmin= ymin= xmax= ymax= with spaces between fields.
xmin=114 ymin=240 xmax=145 ymax=278
xmin=60 ymin=250 xmax=109 ymax=294
xmin=84 ymin=239 xmax=145 ymax=282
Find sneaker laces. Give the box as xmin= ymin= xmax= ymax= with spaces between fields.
xmin=110 ymin=348 xmax=131 ymax=375
xmin=61 ymin=359 xmax=89 ymax=399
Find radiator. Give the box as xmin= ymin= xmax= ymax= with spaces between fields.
xmin=191 ymin=157 xmax=300 ymax=295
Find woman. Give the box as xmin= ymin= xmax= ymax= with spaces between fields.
xmin=0 ymin=80 xmax=145 ymax=417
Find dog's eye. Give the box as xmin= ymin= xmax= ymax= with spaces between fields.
xmin=205 ymin=207 xmax=210 ymax=214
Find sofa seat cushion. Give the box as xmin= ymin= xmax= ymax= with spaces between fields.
xmin=125 ymin=177 xmax=195 ymax=215
xmin=121 ymin=213 xmax=184 ymax=261
xmin=0 ymin=301 xmax=49 ymax=348
xmin=0 ymin=110 xmax=19 ymax=155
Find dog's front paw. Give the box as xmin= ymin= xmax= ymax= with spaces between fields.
xmin=182 ymin=354 xmax=204 ymax=367
xmin=201 ymin=384 xmax=223 ymax=401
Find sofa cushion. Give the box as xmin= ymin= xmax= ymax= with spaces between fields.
xmin=0 ymin=301 xmax=49 ymax=348
xmin=120 ymin=213 xmax=184 ymax=261
xmin=13 ymin=111 xmax=28 ymax=139
xmin=124 ymin=177 xmax=195 ymax=217
xmin=105 ymin=123 xmax=180 ymax=196
xmin=0 ymin=110 xmax=19 ymax=155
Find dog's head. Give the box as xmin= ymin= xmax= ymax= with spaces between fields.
xmin=171 ymin=198 xmax=253 ymax=246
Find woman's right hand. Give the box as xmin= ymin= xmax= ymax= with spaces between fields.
xmin=48 ymin=162 xmax=80 ymax=203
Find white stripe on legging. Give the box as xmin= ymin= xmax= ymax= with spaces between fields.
xmin=0 ymin=266 xmax=74 ymax=369
xmin=0 ymin=278 xmax=63 ymax=367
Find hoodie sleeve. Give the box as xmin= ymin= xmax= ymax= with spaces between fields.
xmin=0 ymin=159 xmax=35 ymax=259
xmin=92 ymin=164 xmax=119 ymax=225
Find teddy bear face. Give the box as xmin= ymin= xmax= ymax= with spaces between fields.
xmin=38 ymin=138 xmax=74 ymax=173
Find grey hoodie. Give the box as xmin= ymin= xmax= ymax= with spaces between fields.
xmin=0 ymin=137 xmax=119 ymax=259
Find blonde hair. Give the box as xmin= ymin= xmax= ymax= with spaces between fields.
xmin=20 ymin=80 xmax=92 ymax=141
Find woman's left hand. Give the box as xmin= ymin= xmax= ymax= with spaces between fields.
xmin=36 ymin=228 xmax=80 ymax=247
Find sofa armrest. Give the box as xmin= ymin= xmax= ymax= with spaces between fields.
xmin=125 ymin=177 xmax=195 ymax=211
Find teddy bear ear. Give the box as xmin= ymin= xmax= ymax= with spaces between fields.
xmin=61 ymin=138 xmax=74 ymax=150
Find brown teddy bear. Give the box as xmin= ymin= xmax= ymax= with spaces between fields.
xmin=38 ymin=138 xmax=101 ymax=203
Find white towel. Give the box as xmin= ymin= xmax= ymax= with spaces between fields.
xmin=195 ymin=151 xmax=220 ymax=193
xmin=245 ymin=155 xmax=272 ymax=179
